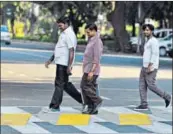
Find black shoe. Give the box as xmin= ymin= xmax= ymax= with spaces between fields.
xmin=82 ymin=104 xmax=98 ymax=114
xmin=134 ymin=105 xmax=149 ymax=110
xmin=165 ymin=97 xmax=171 ymax=108
xmin=88 ymin=105 xmax=98 ymax=115
xmin=91 ymin=110 xmax=98 ymax=115
xmin=90 ymin=100 xmax=102 ymax=114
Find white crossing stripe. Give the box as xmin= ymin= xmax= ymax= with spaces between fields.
xmin=139 ymin=122 xmax=172 ymax=134
xmin=1 ymin=107 xmax=28 ymax=114
xmin=75 ymin=122 xmax=118 ymax=133
xmin=100 ymin=96 xmax=111 ymax=100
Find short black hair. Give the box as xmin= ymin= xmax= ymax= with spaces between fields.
xmin=85 ymin=23 xmax=97 ymax=31
xmin=142 ymin=24 xmax=154 ymax=31
xmin=57 ymin=17 xmax=70 ymax=25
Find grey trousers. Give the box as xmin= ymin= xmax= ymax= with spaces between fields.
xmin=80 ymin=73 xmax=102 ymax=105
xmin=139 ymin=67 xmax=171 ymax=106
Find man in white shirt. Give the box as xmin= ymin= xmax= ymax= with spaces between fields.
xmin=44 ymin=17 xmax=82 ymax=112
xmin=135 ymin=24 xmax=171 ymax=110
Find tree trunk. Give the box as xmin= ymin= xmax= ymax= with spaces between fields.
xmin=51 ymin=22 xmax=58 ymax=43
xmin=69 ymin=7 xmax=79 ymax=34
xmin=0 ymin=8 xmax=5 ymax=25
xmin=110 ymin=1 xmax=130 ymax=52
xmin=113 ymin=30 xmax=121 ymax=52
xmin=169 ymin=15 xmax=173 ymax=29
xmin=132 ymin=19 xmax=136 ymax=36
xmin=164 ymin=19 xmax=168 ymax=28
xmin=10 ymin=17 xmax=15 ymax=38
xmin=29 ymin=15 xmax=36 ymax=35
xmin=159 ymin=20 xmax=163 ymax=29
xmin=28 ymin=4 xmax=35 ymax=35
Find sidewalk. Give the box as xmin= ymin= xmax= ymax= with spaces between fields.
xmin=4 ymin=40 xmax=173 ymax=62
xmin=10 ymin=39 xmax=151 ymax=56
xmin=11 ymin=39 xmax=110 ymax=53
xmin=1 ymin=105 xmax=172 ymax=134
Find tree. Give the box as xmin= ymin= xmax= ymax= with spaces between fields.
xmin=1 ymin=2 xmax=16 ymax=37
xmin=149 ymin=1 xmax=173 ymax=28
xmin=107 ymin=2 xmax=130 ymax=52
xmin=1 ymin=2 xmax=39 ymax=37
xmin=34 ymin=1 xmax=103 ymax=42
xmin=125 ymin=2 xmax=138 ymax=37
xmin=35 ymin=2 xmax=100 ymax=33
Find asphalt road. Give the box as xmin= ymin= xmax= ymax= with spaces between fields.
xmin=1 ymin=42 xmax=172 ymax=107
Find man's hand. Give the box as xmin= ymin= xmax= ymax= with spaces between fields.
xmin=147 ymin=64 xmax=153 ymax=73
xmin=67 ymin=66 xmax=72 ymax=75
xmin=45 ymin=60 xmax=51 ymax=68
xmin=87 ymin=72 xmax=94 ymax=81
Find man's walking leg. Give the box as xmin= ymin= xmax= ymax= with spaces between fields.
xmin=82 ymin=75 xmax=102 ymax=114
xmin=95 ymin=78 xmax=99 ymax=96
xmin=146 ymin=70 xmax=171 ymax=107
xmin=135 ymin=68 xmax=148 ymax=110
xmin=65 ymin=82 xmax=82 ymax=104
xmin=80 ymin=74 xmax=93 ymax=112
xmin=139 ymin=68 xmax=148 ymax=104
xmin=49 ymin=65 xmax=66 ymax=110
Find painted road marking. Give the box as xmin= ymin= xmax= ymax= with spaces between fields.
xmin=57 ymin=114 xmax=90 ymax=125
xmin=1 ymin=113 xmax=31 ymax=126
xmin=119 ymin=113 xmax=152 ymax=125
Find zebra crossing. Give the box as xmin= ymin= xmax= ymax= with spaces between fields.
xmin=1 ymin=105 xmax=172 ymax=134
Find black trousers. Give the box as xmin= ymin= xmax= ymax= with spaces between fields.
xmin=80 ymin=73 xmax=102 ymax=106
xmin=49 ymin=64 xmax=82 ymax=109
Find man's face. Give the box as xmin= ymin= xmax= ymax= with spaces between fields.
xmin=57 ymin=23 xmax=66 ymax=31
xmin=143 ymin=27 xmax=152 ymax=37
xmin=85 ymin=29 xmax=95 ymax=38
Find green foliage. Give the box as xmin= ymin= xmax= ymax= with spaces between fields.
xmin=34 ymin=2 xmax=113 ymax=34
xmin=40 ymin=35 xmax=52 ymax=42
xmin=39 ymin=20 xmax=51 ymax=34
xmin=77 ymin=39 xmax=87 ymax=45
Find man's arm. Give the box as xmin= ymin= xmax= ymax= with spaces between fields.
xmin=45 ymin=54 xmax=54 ymax=68
xmin=66 ymin=33 xmax=76 ymax=75
xmin=150 ymin=40 xmax=159 ymax=64
xmin=67 ymin=48 xmax=74 ymax=75
xmin=91 ymin=40 xmax=102 ymax=73
xmin=147 ymin=40 xmax=159 ymax=72
xmin=88 ymin=40 xmax=102 ymax=80
xmin=49 ymin=54 xmax=55 ymax=62
xmin=68 ymin=48 xmax=74 ymax=67
xmin=90 ymin=64 xmax=97 ymax=73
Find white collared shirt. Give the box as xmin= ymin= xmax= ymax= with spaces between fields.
xmin=143 ymin=36 xmax=159 ymax=69
xmin=54 ymin=26 xmax=77 ymax=66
